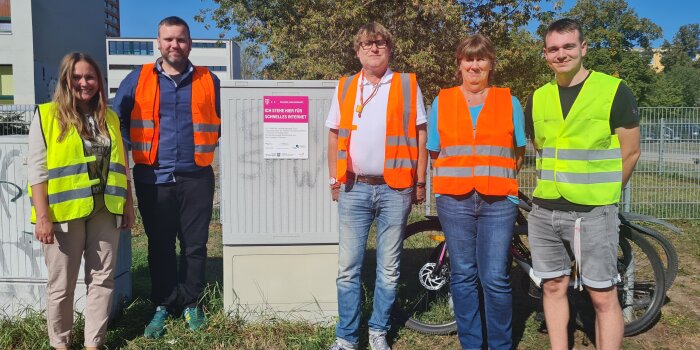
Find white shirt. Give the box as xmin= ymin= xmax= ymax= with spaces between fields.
xmin=325 ymin=69 xmax=427 ymax=176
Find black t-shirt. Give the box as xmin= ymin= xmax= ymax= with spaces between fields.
xmin=524 ymin=71 xmax=640 ymax=212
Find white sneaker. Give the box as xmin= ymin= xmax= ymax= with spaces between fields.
xmin=328 ymin=340 xmax=355 ymax=350
xmin=369 ymin=334 xmax=391 ymax=350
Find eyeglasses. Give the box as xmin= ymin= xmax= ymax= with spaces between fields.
xmin=360 ymin=40 xmax=388 ymax=50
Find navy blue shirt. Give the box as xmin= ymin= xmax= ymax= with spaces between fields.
xmin=113 ymin=59 xmax=221 ymax=184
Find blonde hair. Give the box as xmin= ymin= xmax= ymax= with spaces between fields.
xmin=52 ymin=52 xmax=108 ymax=142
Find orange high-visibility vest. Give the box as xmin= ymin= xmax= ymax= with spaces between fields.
xmin=336 ymin=72 xmax=419 ymax=189
xmin=130 ymin=63 xmax=220 ymax=166
xmin=432 ymin=86 xmax=518 ymax=196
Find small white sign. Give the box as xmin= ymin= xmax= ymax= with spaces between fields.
xmin=263 ymin=96 xmax=309 ymax=159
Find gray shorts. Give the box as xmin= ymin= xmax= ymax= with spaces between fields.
xmin=528 ymin=203 xmax=621 ymax=288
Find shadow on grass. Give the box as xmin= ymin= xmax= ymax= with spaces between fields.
xmin=102 ymin=255 xmax=224 ymax=349
xmin=355 ymin=244 xmax=547 ymax=349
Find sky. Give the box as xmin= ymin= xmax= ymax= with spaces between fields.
xmin=119 ymin=0 xmax=699 ymax=47
xmin=119 ymin=0 xmax=225 ymax=39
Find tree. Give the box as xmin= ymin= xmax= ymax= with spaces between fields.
xmin=239 ymin=43 xmax=264 ymax=79
xmin=645 ymin=75 xmax=684 ymax=107
xmin=660 ymin=24 xmax=700 ymax=70
xmin=562 ymin=0 xmax=661 ymax=105
xmin=663 ymin=66 xmax=700 ymax=106
xmin=564 ymin=0 xmax=661 ymax=53
xmin=493 ymin=28 xmax=552 ymax=101
xmin=615 ymin=49 xmax=657 ymax=105
xmin=196 ymin=0 xmax=555 ymax=100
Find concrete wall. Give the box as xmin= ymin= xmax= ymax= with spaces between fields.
xmin=31 ymin=0 xmax=107 ymax=104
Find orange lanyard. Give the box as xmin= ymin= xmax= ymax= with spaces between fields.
xmin=356 ymin=70 xmax=381 ymax=118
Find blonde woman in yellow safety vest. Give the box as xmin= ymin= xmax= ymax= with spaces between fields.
xmin=28 ymin=52 xmax=134 ymax=350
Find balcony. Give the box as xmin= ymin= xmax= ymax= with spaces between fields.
xmin=0 ymin=17 xmax=10 ymax=33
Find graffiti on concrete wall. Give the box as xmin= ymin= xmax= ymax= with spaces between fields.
xmin=0 ymin=148 xmax=24 ymax=218
xmin=0 ymin=147 xmax=42 ymax=278
xmin=236 ymin=106 xmax=325 ymax=188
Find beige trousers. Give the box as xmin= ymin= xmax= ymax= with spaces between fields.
xmin=42 ymin=194 xmax=121 ymax=348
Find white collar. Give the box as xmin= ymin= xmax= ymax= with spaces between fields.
xmin=361 ymin=68 xmax=393 ymax=86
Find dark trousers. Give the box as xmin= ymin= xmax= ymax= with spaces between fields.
xmin=134 ymin=166 xmax=215 ymax=310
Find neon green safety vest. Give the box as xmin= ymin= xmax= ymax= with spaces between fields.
xmin=30 ymin=102 xmax=128 ymax=223
xmin=531 ymin=71 xmax=623 ymax=205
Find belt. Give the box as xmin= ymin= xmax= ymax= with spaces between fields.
xmin=352 ymin=173 xmax=386 ymax=185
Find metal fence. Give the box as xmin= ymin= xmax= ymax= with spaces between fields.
xmin=0 ymin=105 xmax=33 ymax=136
xmin=425 ymin=107 xmax=700 ymax=220
xmin=2 ymin=104 xmax=698 ymax=219
xmin=627 ymin=107 xmax=700 ymax=219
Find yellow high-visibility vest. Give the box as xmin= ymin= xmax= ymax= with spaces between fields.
xmin=532 ymin=71 xmax=623 ymax=205
xmin=30 ymin=102 xmax=128 ymax=223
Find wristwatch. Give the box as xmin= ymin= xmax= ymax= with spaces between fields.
xmin=329 ymin=177 xmax=341 ymax=189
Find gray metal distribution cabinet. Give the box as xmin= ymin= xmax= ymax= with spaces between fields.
xmin=220 ymin=80 xmax=339 ymax=245
xmin=0 ymin=135 xmax=131 ymax=318
xmin=220 ymin=80 xmax=340 ymax=322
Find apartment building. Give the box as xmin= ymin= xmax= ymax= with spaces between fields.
xmin=105 ymin=0 xmax=120 ymax=37
xmin=0 ymin=0 xmax=107 ymax=105
xmin=106 ymin=37 xmax=241 ymax=98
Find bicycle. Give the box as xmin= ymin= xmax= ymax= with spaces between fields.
xmin=395 ymin=193 xmax=671 ymax=337
xmin=618 ymin=212 xmax=680 ymax=290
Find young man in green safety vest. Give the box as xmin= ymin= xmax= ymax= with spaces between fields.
xmin=524 ymin=18 xmax=641 ymax=350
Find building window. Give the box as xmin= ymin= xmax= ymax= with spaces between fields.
xmin=207 ymin=66 xmax=227 ymax=72
xmin=109 ymin=64 xmax=140 ymax=70
xmin=192 ymin=42 xmax=225 ymax=49
xmin=0 ymin=65 xmax=14 ymax=105
xmin=0 ymin=0 xmax=11 ymax=32
xmin=108 ymin=41 xmax=154 ymax=55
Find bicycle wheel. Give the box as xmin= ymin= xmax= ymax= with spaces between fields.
xmin=395 ymin=219 xmax=457 ymax=335
xmin=573 ymin=226 xmax=666 ymax=336
xmin=625 ymin=222 xmax=678 ymax=290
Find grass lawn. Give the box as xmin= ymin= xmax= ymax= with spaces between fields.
xmin=1 ymin=218 xmax=699 ymax=349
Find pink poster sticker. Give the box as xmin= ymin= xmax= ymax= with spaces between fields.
xmin=263 ymin=96 xmax=309 ymax=123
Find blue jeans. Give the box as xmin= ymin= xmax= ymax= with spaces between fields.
xmin=436 ymin=192 xmax=517 ymax=350
xmin=335 ymin=182 xmax=413 ymax=347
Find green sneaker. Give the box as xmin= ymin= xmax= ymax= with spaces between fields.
xmin=183 ymin=307 xmax=206 ymax=331
xmin=144 ymin=306 xmax=170 ymax=339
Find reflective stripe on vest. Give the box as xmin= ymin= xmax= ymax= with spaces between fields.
xmin=30 ymin=102 xmax=128 ymax=223
xmin=532 ymin=71 xmax=623 ymax=205
xmin=130 ymin=63 xmax=220 ymax=167
xmin=335 ymin=72 xmax=419 ymax=188
xmin=432 ymin=86 xmax=518 ymax=196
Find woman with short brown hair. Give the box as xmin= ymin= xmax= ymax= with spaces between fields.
xmin=426 ymin=34 xmax=527 ymax=349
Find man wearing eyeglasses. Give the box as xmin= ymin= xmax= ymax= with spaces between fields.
xmin=326 ymin=22 xmax=428 ymax=350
